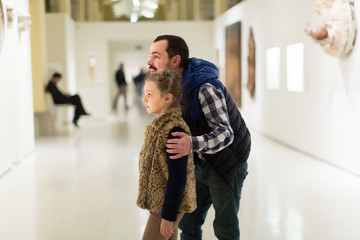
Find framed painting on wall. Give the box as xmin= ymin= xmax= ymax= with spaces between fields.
xmin=225 ymin=21 xmax=242 ymax=107
xmin=247 ymin=27 xmax=256 ymax=98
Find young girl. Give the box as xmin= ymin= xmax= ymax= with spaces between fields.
xmin=137 ymin=70 xmax=196 ymax=240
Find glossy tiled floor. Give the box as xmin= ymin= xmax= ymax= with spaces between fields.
xmin=1 ymin=104 xmax=360 ymax=240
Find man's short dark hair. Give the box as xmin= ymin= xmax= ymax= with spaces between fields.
xmin=52 ymin=72 xmax=62 ymax=78
xmin=154 ymin=35 xmax=189 ymax=69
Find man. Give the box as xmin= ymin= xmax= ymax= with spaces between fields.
xmin=46 ymin=72 xmax=90 ymax=127
xmin=113 ymin=63 xmax=128 ymax=111
xmin=147 ymin=35 xmax=251 ymax=240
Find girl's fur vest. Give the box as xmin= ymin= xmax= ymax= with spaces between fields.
xmin=137 ymin=107 xmax=196 ymax=213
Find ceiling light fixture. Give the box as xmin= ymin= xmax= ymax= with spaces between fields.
xmin=132 ymin=0 xmax=140 ymax=9
xmin=130 ymin=12 xmax=138 ymax=23
xmin=142 ymin=1 xmax=158 ymax=10
xmin=140 ymin=9 xmax=154 ymax=18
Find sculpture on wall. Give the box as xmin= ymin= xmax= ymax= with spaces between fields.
xmin=88 ymin=51 xmax=97 ymax=82
xmin=5 ymin=4 xmax=31 ymax=32
xmin=17 ymin=14 xmax=31 ymax=32
xmin=247 ymin=27 xmax=255 ymax=98
xmin=0 ymin=0 xmax=5 ymax=52
xmin=305 ymin=0 xmax=356 ymax=57
xmin=6 ymin=6 xmax=15 ymax=28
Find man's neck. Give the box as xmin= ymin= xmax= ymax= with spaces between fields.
xmin=174 ymin=67 xmax=184 ymax=76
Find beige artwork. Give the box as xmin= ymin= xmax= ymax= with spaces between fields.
xmin=88 ymin=51 xmax=96 ymax=82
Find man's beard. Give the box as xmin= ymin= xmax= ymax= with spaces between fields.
xmin=166 ymin=62 xmax=172 ymax=70
xmin=149 ymin=62 xmax=173 ymax=72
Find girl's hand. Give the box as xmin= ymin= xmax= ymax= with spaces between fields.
xmin=160 ymin=219 xmax=174 ymax=238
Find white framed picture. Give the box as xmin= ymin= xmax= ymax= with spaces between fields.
xmin=266 ymin=47 xmax=280 ymax=90
xmin=286 ymin=43 xmax=304 ymax=92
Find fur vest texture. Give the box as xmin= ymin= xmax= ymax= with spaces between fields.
xmin=137 ymin=107 xmax=197 ymax=213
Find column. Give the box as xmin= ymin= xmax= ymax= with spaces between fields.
xmin=29 ymin=0 xmax=48 ymax=113
xmin=179 ymin=0 xmax=187 ymax=20
xmin=193 ymin=0 xmax=201 ymax=20
xmin=214 ymin=0 xmax=227 ymax=18
xmin=59 ymin=0 xmax=71 ymax=15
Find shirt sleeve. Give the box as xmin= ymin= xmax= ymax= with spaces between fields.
xmin=161 ymin=127 xmax=188 ymax=221
xmin=190 ymin=83 xmax=234 ymax=154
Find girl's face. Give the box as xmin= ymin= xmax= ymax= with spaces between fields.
xmin=143 ymin=81 xmax=171 ymax=116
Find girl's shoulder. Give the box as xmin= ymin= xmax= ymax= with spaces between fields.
xmin=168 ymin=126 xmax=185 ymax=139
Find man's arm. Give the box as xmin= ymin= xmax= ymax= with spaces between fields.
xmin=166 ymin=83 xmax=234 ymax=158
xmin=191 ymin=83 xmax=234 ymax=154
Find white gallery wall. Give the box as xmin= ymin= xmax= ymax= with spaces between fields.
xmin=0 ymin=0 xmax=34 ymax=175
xmin=74 ymin=21 xmax=214 ymax=118
xmin=214 ymin=0 xmax=360 ymax=175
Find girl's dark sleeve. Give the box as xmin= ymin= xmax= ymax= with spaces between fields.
xmin=161 ymin=127 xmax=188 ymax=221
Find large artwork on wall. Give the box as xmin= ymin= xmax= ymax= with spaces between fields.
xmin=226 ymin=21 xmax=242 ymax=107
xmin=247 ymin=27 xmax=256 ymax=98
xmin=0 ymin=0 xmax=5 ymax=52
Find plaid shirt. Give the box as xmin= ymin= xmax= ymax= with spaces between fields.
xmin=190 ymin=83 xmax=234 ymax=155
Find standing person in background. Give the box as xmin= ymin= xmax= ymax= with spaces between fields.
xmin=45 ymin=72 xmax=90 ymax=128
xmin=133 ymin=67 xmax=148 ymax=97
xmin=147 ymin=35 xmax=251 ymax=240
xmin=113 ymin=63 xmax=128 ymax=111
xmin=137 ymin=70 xmax=196 ymax=240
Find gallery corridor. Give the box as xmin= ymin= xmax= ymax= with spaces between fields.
xmin=1 ymin=105 xmax=360 ymax=240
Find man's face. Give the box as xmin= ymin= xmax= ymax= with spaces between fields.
xmin=53 ymin=77 xmax=62 ymax=83
xmin=147 ymin=40 xmax=172 ymax=73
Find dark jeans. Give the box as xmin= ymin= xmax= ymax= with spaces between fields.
xmin=113 ymin=86 xmax=128 ymax=110
xmin=55 ymin=94 xmax=86 ymax=123
xmin=179 ymin=160 xmax=248 ymax=240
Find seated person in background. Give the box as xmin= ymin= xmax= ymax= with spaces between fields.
xmin=45 ymin=72 xmax=90 ymax=127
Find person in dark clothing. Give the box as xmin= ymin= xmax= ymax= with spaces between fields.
xmin=113 ymin=63 xmax=128 ymax=111
xmin=45 ymin=72 xmax=90 ymax=127
xmin=147 ymin=35 xmax=251 ymax=240
xmin=133 ymin=67 xmax=147 ymax=97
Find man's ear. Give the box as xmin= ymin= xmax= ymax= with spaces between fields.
xmin=172 ymin=55 xmax=181 ymax=68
